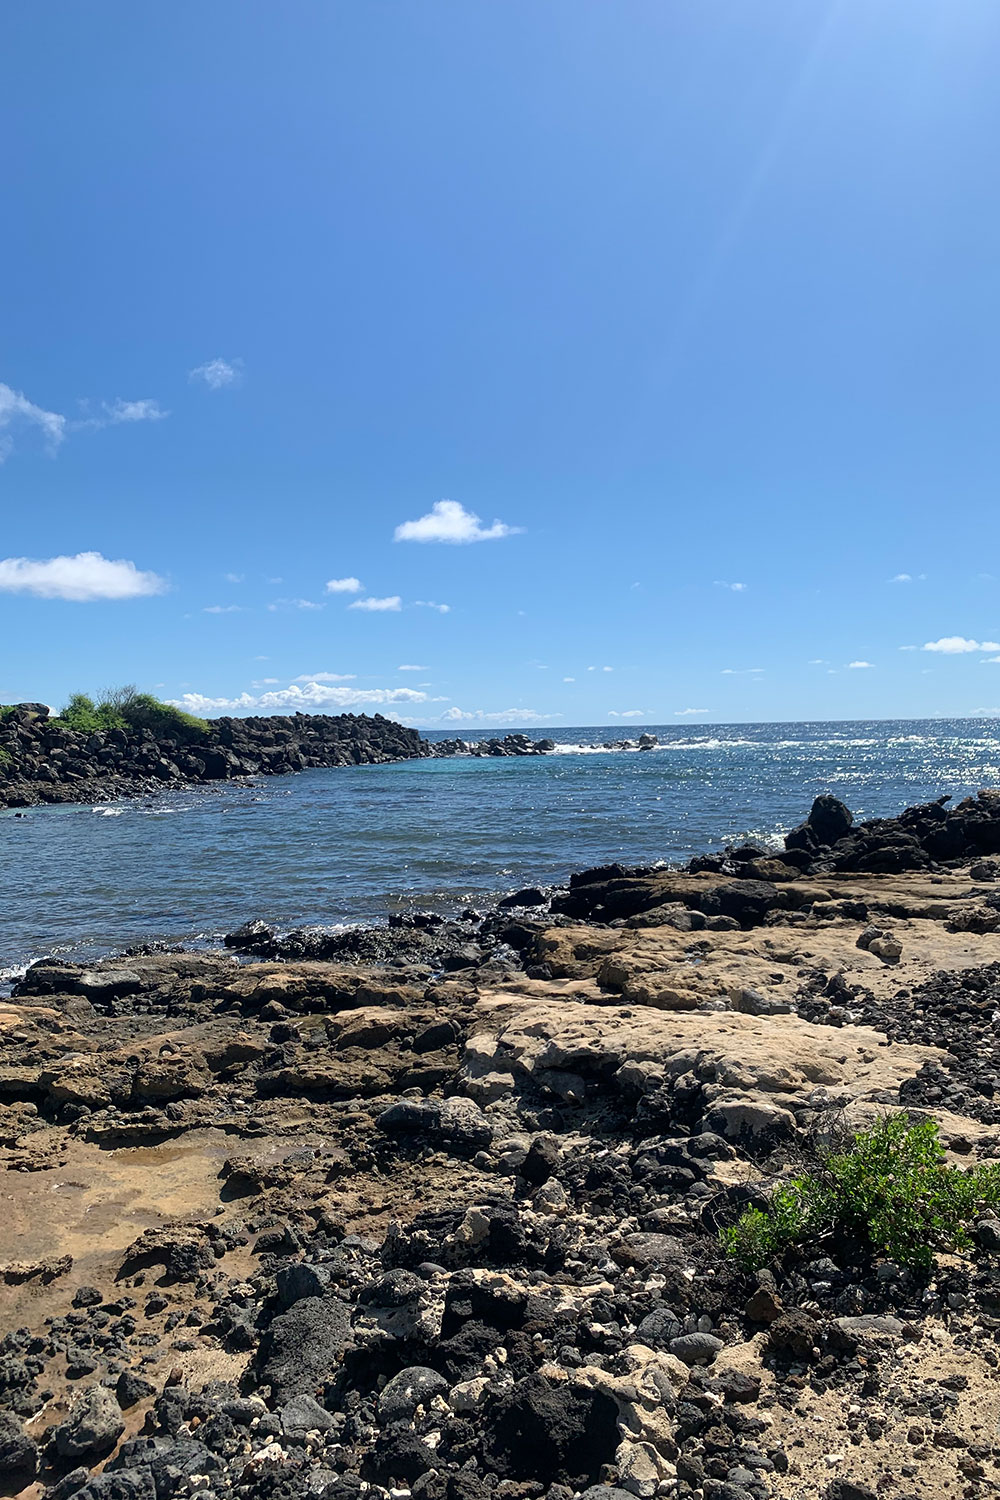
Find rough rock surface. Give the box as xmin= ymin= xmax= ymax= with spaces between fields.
xmin=5 ymin=796 xmax=1000 ymax=1500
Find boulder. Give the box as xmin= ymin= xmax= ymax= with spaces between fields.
xmin=53 ymin=1384 xmax=126 ymax=1460
xmin=254 ymin=1294 xmax=351 ymax=1402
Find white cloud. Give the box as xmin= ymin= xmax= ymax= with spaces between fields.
xmin=439 ymin=707 xmax=558 ymax=724
xmin=414 ymin=600 xmax=451 ymax=613
xmin=563 ymin=676 xmax=575 ymax=683
xmin=714 ymin=580 xmax=747 ymax=593
xmin=326 ymin=576 xmax=363 ymax=594
xmin=808 ymin=658 xmax=827 ymax=665
xmin=170 ymin=683 xmax=429 ymax=714
xmin=614 ymin=710 xmax=645 ymax=719
xmin=0 ymin=381 xmax=66 ymax=459
xmin=983 ymin=657 xmax=1000 ymax=665
xmin=268 ymin=598 xmax=324 ymax=611
xmin=189 ymin=358 xmax=242 ymax=390
xmin=204 ymin=604 xmax=244 ymax=614
xmin=721 ymin=667 xmax=764 ymax=675
xmin=349 ymin=595 xmax=402 ymax=612
xmin=0 ymin=550 xmax=166 ymax=602
xmin=398 ymin=664 xmax=428 ymax=672
xmin=225 ymin=572 xmax=244 ymax=584
xmin=587 ymin=665 xmax=614 ymax=673
xmin=922 ymin=636 xmax=1000 ymax=654
xmin=394 ymin=499 xmax=521 ymax=545
xmin=293 ymin=672 xmax=356 ymax=682
xmin=675 ymin=707 xmax=709 ymax=716
xmin=103 ymin=398 xmax=168 ymax=424
xmin=848 ymin=660 xmax=873 ymax=669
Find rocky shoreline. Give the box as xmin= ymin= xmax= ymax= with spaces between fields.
xmin=4 ymin=794 xmax=1000 ymax=1500
xmin=0 ymin=705 xmax=562 ymax=813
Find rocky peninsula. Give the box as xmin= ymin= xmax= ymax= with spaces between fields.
xmin=4 ymin=792 xmax=1000 ymax=1500
xmin=0 ymin=704 xmax=557 ymax=812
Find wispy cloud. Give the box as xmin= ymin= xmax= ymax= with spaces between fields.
xmin=715 ymin=580 xmax=747 ymax=593
xmin=608 ymin=710 xmax=645 ymax=719
xmin=922 ymin=636 xmax=1000 ymax=654
xmin=170 ymin=682 xmax=429 ymax=714
xmin=848 ymin=660 xmax=873 ymax=669
xmin=675 ymin=707 xmax=709 ymax=716
xmin=204 ymin=604 xmax=244 ymax=614
xmin=189 ymin=358 xmax=242 ymax=390
xmin=326 ymin=576 xmax=363 ymax=594
xmin=349 ymin=595 xmax=402 ymax=612
xmin=0 ymin=551 xmax=166 ymax=602
xmin=721 ymin=667 xmax=764 ymax=675
xmin=0 ymin=382 xmax=66 ymax=460
xmin=587 ymin=665 xmax=613 ymax=673
xmin=394 ymin=499 xmax=521 ymax=545
xmin=103 ymin=398 xmax=168 ymax=425
xmin=268 ymin=598 xmax=324 ymax=611
xmin=414 ymin=600 xmax=451 ymax=613
xmin=398 ymin=664 xmax=428 ymax=672
xmin=224 ymin=572 xmax=244 ymax=584
xmin=889 ymin=572 xmax=926 ymax=584
xmin=563 ymin=676 xmax=575 ymax=682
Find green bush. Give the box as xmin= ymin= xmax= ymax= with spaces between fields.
xmin=721 ymin=1115 xmax=1000 ymax=1272
xmin=57 ymin=687 xmax=209 ymax=743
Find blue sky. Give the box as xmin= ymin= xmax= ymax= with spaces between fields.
xmin=3 ymin=0 xmax=1000 ymax=728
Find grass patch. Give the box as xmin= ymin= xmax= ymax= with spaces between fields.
xmin=721 ymin=1114 xmax=1000 ymax=1272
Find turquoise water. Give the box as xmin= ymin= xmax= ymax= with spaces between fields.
xmin=3 ymin=718 xmax=1000 ymax=973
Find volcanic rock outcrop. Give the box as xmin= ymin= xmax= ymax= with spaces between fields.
xmin=5 ymin=800 xmax=1000 ymax=1498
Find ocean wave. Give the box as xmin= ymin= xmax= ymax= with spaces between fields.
xmin=92 ymin=806 xmax=124 ymax=816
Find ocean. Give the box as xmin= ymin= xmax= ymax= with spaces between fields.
xmin=3 ymin=717 xmax=1000 ymax=975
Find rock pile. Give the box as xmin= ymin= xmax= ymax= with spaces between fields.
xmin=0 ymin=706 xmax=560 ymax=810
xmin=687 ymin=792 xmax=1000 ymax=878
xmin=6 ymin=799 xmax=1000 ymax=1498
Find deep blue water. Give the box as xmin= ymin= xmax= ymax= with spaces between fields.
xmin=3 ymin=718 xmax=1000 ymax=974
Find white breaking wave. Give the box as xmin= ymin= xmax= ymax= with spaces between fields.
xmin=92 ymin=806 xmax=124 ymax=816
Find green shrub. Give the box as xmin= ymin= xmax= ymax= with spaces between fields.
xmin=106 ymin=689 xmax=208 ymax=743
xmin=721 ymin=1115 xmax=1000 ymax=1272
xmin=56 ymin=687 xmax=208 ymax=743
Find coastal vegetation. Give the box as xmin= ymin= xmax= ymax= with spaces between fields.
xmin=55 ymin=686 xmax=209 ymax=742
xmin=721 ymin=1114 xmax=1000 ymax=1272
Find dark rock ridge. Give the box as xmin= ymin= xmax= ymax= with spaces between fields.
xmin=0 ymin=704 xmax=556 ymax=811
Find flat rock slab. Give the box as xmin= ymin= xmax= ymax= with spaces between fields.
xmin=469 ymin=996 xmax=943 ymax=1106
